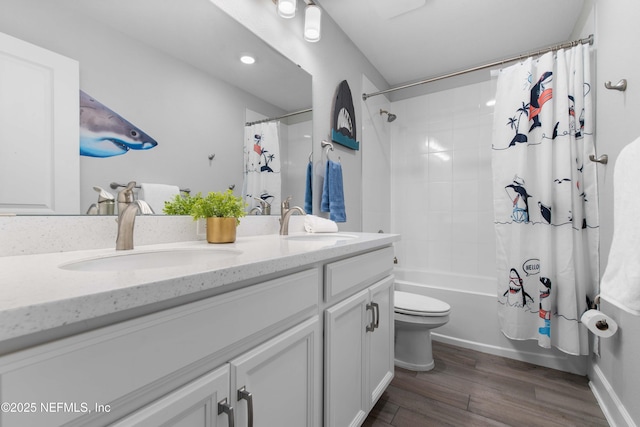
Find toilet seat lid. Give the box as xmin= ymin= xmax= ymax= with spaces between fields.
xmin=394 ymin=291 xmax=450 ymax=315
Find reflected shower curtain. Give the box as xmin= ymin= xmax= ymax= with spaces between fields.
xmin=491 ymin=44 xmax=599 ymax=355
xmin=243 ymin=122 xmax=281 ymax=214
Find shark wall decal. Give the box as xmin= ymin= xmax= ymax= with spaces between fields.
xmin=79 ymin=90 xmax=158 ymax=157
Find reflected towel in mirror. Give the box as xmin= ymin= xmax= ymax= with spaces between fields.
xmin=139 ymin=183 xmax=180 ymax=214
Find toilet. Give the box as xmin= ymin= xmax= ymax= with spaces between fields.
xmin=394 ymin=290 xmax=451 ymax=371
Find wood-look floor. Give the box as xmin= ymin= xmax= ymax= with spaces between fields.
xmin=363 ymin=341 xmax=608 ymax=427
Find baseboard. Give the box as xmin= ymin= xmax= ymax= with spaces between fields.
xmin=432 ymin=333 xmax=587 ymax=375
xmin=590 ymin=364 xmax=637 ymax=427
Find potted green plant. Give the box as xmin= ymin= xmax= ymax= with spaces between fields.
xmin=191 ymin=190 xmax=246 ymax=243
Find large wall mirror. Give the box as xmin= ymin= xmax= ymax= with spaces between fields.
xmin=0 ymin=0 xmax=312 ymax=215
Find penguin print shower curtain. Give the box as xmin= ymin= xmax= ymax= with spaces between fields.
xmin=492 ymin=44 xmax=599 ymax=355
xmin=243 ymin=122 xmax=281 ymax=214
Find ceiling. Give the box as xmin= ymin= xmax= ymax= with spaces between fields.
xmin=52 ymin=0 xmax=312 ymax=113
xmin=317 ymin=0 xmax=586 ymax=87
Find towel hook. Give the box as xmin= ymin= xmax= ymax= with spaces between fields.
xmin=589 ymin=154 xmax=608 ymax=164
xmin=604 ymin=79 xmax=627 ymax=92
xmin=321 ymin=140 xmax=334 ymax=152
xmin=322 ymin=140 xmax=341 ymax=163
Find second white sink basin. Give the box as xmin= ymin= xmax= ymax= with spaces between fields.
xmin=59 ymin=248 xmax=242 ymax=272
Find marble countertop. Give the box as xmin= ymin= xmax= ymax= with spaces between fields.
xmin=0 ymin=232 xmax=398 ymax=343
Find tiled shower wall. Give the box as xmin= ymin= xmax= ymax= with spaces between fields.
xmin=391 ymin=79 xmax=498 ymax=277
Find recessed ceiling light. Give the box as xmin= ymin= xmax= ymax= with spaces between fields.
xmin=240 ymin=55 xmax=256 ymax=65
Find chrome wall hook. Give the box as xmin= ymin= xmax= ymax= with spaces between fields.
xmin=589 ymin=154 xmax=609 ymax=164
xmin=604 ymin=79 xmax=627 ymax=91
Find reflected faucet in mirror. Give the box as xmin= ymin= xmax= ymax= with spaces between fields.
xmin=249 ymin=197 xmax=272 ymax=215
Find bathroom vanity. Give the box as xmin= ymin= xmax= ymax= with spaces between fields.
xmin=0 ymin=231 xmax=398 ymax=427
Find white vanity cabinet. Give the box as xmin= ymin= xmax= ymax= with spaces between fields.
xmin=111 ymin=365 xmax=231 ymax=427
xmin=323 ymin=248 xmax=395 ymax=427
xmin=0 ymin=235 xmax=398 ymax=427
xmin=230 ymin=317 xmax=321 ymax=427
xmin=114 ymin=317 xmax=321 ymax=427
xmin=0 ymin=269 xmax=320 ymax=427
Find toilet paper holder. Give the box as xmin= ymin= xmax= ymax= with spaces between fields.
xmin=586 ymin=294 xmax=609 ymax=330
xmin=595 ymin=319 xmax=610 ymax=331
xmin=583 ymin=294 xmax=618 ymax=336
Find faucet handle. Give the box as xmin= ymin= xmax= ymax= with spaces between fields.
xmin=282 ymin=195 xmax=292 ymax=211
xmin=254 ymin=197 xmax=267 ymax=208
xmin=117 ymin=181 xmax=136 ymax=203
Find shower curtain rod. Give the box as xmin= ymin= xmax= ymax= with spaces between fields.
xmin=362 ymin=34 xmax=594 ymax=101
xmin=245 ymin=108 xmax=312 ymax=126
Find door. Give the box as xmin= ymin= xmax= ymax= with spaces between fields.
xmin=112 ymin=365 xmax=231 ymax=427
xmin=0 ymin=31 xmax=79 ymax=214
xmin=324 ymin=289 xmax=369 ymax=427
xmin=367 ymin=276 xmax=394 ymax=408
xmin=230 ymin=317 xmax=321 ymax=427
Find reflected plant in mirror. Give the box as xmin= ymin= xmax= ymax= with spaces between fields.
xmin=0 ymin=0 xmax=312 ymax=216
xmin=162 ymin=193 xmax=203 ymax=216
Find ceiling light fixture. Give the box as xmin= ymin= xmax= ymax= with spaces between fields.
xmin=240 ymin=55 xmax=256 ymax=65
xmin=304 ymin=3 xmax=322 ymax=42
xmin=277 ymin=0 xmax=296 ymax=19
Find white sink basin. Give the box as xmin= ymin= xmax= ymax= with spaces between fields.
xmin=285 ymin=233 xmax=357 ymax=242
xmin=59 ymin=248 xmax=242 ymax=272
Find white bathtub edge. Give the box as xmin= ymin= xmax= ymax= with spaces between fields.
xmin=394 ymin=270 xmax=588 ymax=375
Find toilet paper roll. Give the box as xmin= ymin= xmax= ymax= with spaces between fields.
xmin=580 ymin=309 xmax=618 ymax=338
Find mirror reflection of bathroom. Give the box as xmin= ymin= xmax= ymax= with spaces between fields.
xmin=0 ymin=0 xmax=312 ymax=216
xmin=243 ymin=109 xmax=313 ymax=216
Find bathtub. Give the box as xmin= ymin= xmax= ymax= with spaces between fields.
xmin=393 ymin=268 xmax=588 ymax=375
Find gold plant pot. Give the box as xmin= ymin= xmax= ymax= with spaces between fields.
xmin=206 ymin=217 xmax=237 ymax=243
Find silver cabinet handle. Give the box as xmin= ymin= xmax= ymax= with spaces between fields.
xmin=366 ymin=303 xmax=375 ymax=332
xmin=237 ymin=386 xmax=253 ymax=427
xmin=218 ymin=398 xmax=235 ymax=427
xmin=372 ymin=302 xmax=380 ymax=330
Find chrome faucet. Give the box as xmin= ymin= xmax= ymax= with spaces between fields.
xmin=116 ymin=181 xmax=139 ymax=250
xmin=279 ymin=196 xmax=305 ymax=235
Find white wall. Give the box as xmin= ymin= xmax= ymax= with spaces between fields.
xmin=361 ymin=75 xmax=391 ymax=233
xmin=588 ymin=1 xmax=640 ymax=425
xmin=0 ymin=0 xmax=287 ymax=212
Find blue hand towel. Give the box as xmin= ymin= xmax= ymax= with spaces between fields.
xmin=304 ymin=161 xmax=313 ymax=214
xmin=321 ymin=160 xmax=346 ymax=222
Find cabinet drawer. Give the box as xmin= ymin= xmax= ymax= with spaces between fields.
xmin=0 ymin=268 xmax=319 ymax=427
xmin=324 ymin=247 xmax=394 ymax=303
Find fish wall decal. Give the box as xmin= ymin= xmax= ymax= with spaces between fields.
xmin=79 ymin=90 xmax=158 ymax=157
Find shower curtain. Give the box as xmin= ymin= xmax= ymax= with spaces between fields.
xmin=243 ymin=122 xmax=281 ymax=214
xmin=492 ymin=44 xmax=599 ymax=355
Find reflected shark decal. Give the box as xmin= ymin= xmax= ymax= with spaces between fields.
xmin=80 ymin=90 xmax=158 ymax=157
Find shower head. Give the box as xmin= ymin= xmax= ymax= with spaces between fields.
xmin=379 ymin=109 xmax=397 ymax=122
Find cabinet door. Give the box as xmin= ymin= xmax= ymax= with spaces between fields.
xmin=0 ymin=32 xmax=79 ymax=214
xmin=367 ymin=276 xmax=395 ymax=408
xmin=230 ymin=317 xmax=321 ymax=427
xmin=112 ymin=365 xmax=231 ymax=427
xmin=324 ymin=289 xmax=369 ymax=427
